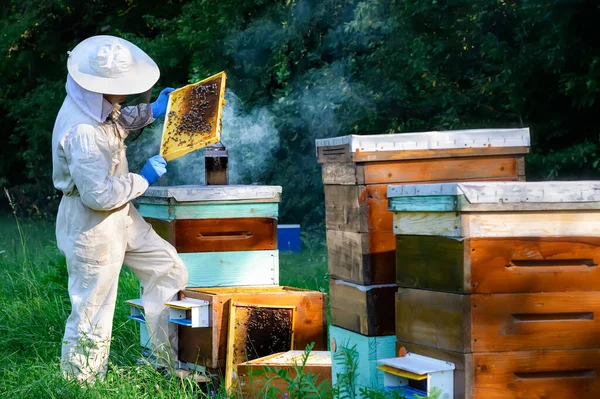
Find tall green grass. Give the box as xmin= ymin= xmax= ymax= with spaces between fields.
xmin=0 ymin=214 xmax=336 ymax=398
xmin=0 ymin=213 xmax=433 ymax=398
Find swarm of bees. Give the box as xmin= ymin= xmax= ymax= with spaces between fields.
xmin=162 ymin=80 xmax=220 ymax=152
xmin=244 ymin=307 xmax=293 ymax=358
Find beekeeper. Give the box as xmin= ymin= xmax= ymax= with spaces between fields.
xmin=51 ymin=35 xmax=188 ymax=383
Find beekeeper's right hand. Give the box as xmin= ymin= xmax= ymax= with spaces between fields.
xmin=140 ymin=155 xmax=167 ymax=185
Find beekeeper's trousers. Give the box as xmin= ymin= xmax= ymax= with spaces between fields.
xmin=59 ymin=202 xmax=188 ymax=383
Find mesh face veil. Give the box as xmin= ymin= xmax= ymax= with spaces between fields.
xmin=114 ymin=87 xmax=155 ymax=142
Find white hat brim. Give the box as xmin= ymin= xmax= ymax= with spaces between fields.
xmin=67 ymin=35 xmax=160 ymax=95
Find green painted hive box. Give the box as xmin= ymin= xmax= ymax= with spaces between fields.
xmin=136 ymin=185 xmax=282 ymax=288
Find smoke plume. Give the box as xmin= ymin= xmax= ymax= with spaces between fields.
xmin=125 ymin=90 xmax=280 ymax=186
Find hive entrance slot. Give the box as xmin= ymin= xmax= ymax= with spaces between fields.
xmin=514 ymin=369 xmax=596 ymax=380
xmin=322 ymin=146 xmax=347 ymax=155
xmin=506 ymin=259 xmax=597 ymax=273
xmin=512 ymin=312 xmax=594 ymax=322
xmin=196 ymin=231 xmax=252 ymax=239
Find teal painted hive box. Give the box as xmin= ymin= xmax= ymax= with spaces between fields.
xmin=330 ymin=325 xmax=396 ymax=395
xmin=135 ymin=185 xmax=283 ymax=288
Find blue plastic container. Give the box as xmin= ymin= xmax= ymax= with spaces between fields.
xmin=277 ymin=224 xmax=301 ymax=252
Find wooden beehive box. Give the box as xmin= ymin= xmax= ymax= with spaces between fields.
xmin=317 ymin=128 xmax=530 ymax=286
xmin=396 ymin=341 xmax=600 ymax=399
xmin=174 ymin=286 xmax=327 ymax=369
xmin=388 ymin=181 xmax=600 ymax=398
xmin=236 ymin=351 xmax=332 ymax=398
xmin=318 ymin=128 xmax=530 ymax=340
xmin=135 ymin=185 xmax=282 ymax=287
xmin=328 ymin=279 xmax=397 ymax=336
xmin=388 ymin=181 xmax=600 ymax=293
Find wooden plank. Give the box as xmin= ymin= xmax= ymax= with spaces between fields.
xmin=397 ymin=289 xmax=600 ymax=353
xmin=473 ymin=349 xmax=600 ymax=399
xmin=397 ymin=236 xmax=600 ymax=294
xmin=393 ymin=210 xmax=600 ymax=237
xmin=236 ymin=351 xmax=332 ymax=398
xmin=388 ymin=181 xmax=600 ymax=209
xmin=138 ymin=202 xmax=279 ymax=220
xmin=178 ymin=287 xmax=327 ymax=369
xmin=395 ymin=288 xmax=471 ymax=353
xmin=330 ymin=325 xmax=396 ymax=395
xmin=179 ymin=250 xmax=279 ymax=287
xmin=396 ymin=235 xmax=466 ymax=293
xmin=464 ymin=211 xmax=600 ymax=238
xmin=145 ymin=218 xmax=277 ymax=253
xmin=470 ymin=237 xmax=600 ymax=293
xmin=397 ymin=342 xmax=600 ymax=399
xmin=321 ymin=162 xmax=363 ymax=185
xmin=362 ymin=155 xmax=519 ymax=184
xmin=396 ymin=340 xmax=473 ymax=399
xmin=352 ymin=146 xmax=530 ymax=163
xmin=472 ymin=292 xmax=600 ymax=352
xmin=389 ymin=195 xmax=459 ymax=212
xmin=329 ymin=279 xmax=397 ymax=336
xmin=391 ymin=195 xmax=600 ymax=212
xmin=324 ymin=184 xmax=396 ymax=232
xmin=317 ymin=143 xmax=529 ymax=164
xmin=324 ymin=185 xmax=367 ymax=232
xmin=326 ymin=230 xmax=396 ymax=285
xmin=393 ymin=211 xmax=460 ymax=237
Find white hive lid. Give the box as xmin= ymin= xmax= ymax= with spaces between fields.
xmin=139 ymin=185 xmax=282 ymax=203
xmin=387 ymin=181 xmax=600 ymax=204
xmin=378 ymin=353 xmax=455 ymax=375
xmin=315 ymin=128 xmax=530 ymax=154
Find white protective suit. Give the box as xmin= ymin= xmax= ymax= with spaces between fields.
xmin=52 ymin=74 xmax=188 ymax=383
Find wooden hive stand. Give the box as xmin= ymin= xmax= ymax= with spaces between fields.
xmin=317 ymin=128 xmax=530 ymax=394
xmin=388 ymin=181 xmax=600 ymax=398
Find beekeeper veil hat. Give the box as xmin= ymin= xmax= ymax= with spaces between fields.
xmin=67 ymin=35 xmax=160 ymax=96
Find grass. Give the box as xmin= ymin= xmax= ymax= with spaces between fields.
xmin=0 ymin=213 xmax=433 ymax=399
xmin=0 ymin=214 xmax=334 ymax=398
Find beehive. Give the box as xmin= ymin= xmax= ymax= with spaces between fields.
xmin=388 ymin=181 xmax=600 ymax=398
xmin=174 ymin=286 xmax=327 ymax=369
xmin=136 ymin=185 xmax=282 ymax=287
xmin=317 ymin=128 xmax=530 ymax=287
xmin=317 ymin=128 xmax=530 ymax=395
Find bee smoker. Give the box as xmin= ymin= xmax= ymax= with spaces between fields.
xmin=205 ymin=142 xmax=228 ymax=185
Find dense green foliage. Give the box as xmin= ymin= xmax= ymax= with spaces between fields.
xmin=2 ymin=0 xmax=600 ymax=225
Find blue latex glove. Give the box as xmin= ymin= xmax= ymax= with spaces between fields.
xmin=140 ymin=155 xmax=167 ymax=185
xmin=151 ymin=87 xmax=175 ymax=118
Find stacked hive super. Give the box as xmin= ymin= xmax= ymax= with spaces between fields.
xmin=315 ymin=128 xmax=530 ymax=392
xmin=128 ymin=185 xmax=327 ymax=377
xmin=388 ymin=181 xmax=600 ymax=398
